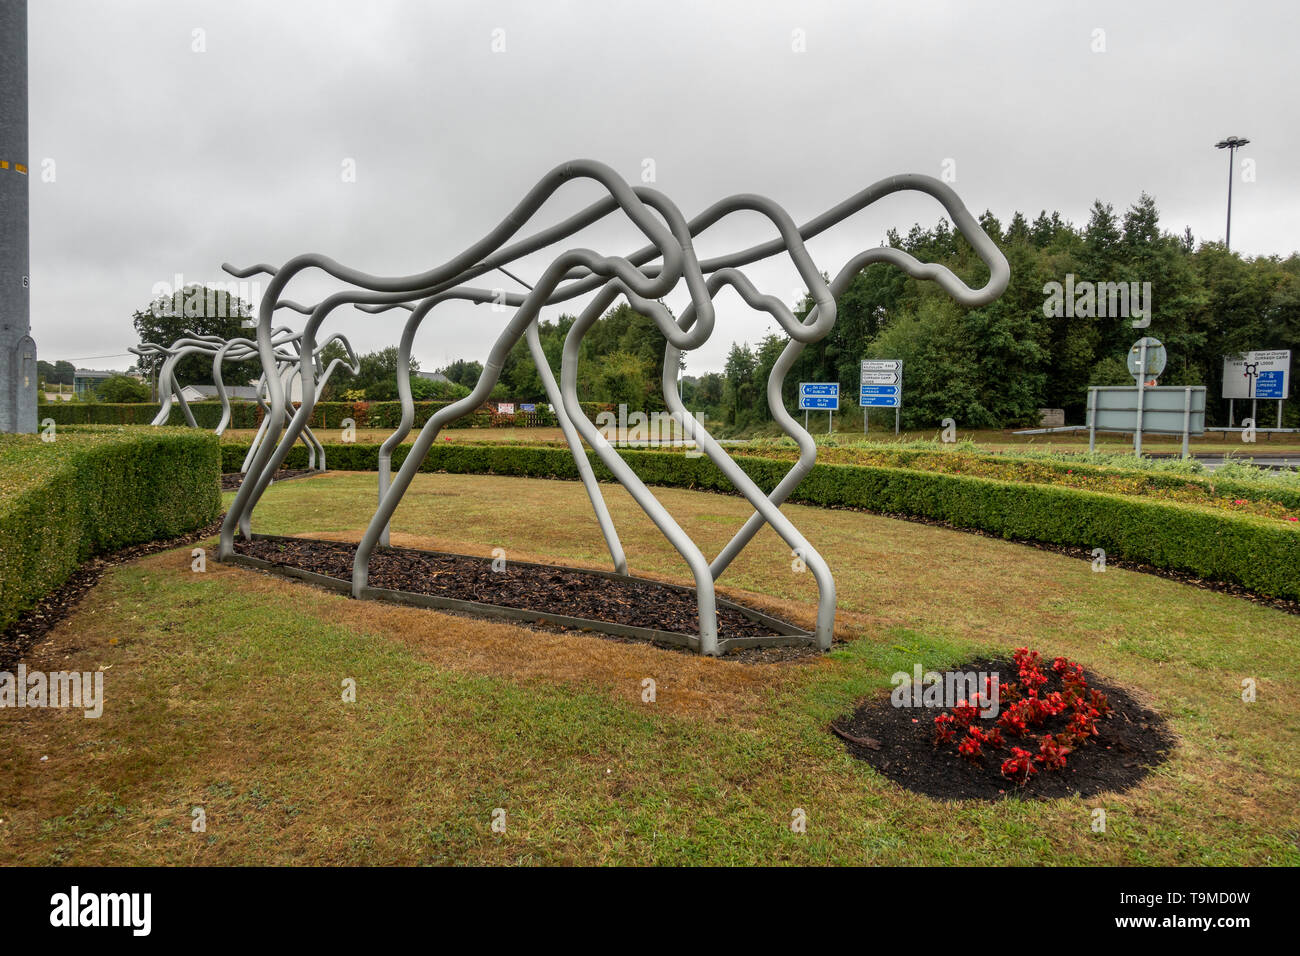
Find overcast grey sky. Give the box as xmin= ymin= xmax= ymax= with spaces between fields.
xmin=27 ymin=0 xmax=1299 ymax=374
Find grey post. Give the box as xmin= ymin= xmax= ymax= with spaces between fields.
xmin=0 ymin=0 xmax=36 ymax=435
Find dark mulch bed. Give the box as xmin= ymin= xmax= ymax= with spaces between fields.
xmin=234 ymin=537 xmax=788 ymax=642
xmin=220 ymin=469 xmax=318 ymax=491
xmin=0 ymin=518 xmax=226 ymax=670
xmin=831 ymin=657 xmax=1175 ymax=801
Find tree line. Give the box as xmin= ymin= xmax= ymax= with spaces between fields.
xmin=436 ymin=193 xmax=1299 ymax=430
xmin=119 ymin=197 xmax=1300 ymax=430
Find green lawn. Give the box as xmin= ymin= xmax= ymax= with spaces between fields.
xmin=1 ymin=472 xmax=1296 ymax=865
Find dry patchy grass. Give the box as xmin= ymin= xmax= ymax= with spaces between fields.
xmin=1 ymin=472 xmax=1297 ymax=865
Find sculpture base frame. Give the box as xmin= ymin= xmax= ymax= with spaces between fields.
xmin=225 ymin=534 xmax=816 ymax=655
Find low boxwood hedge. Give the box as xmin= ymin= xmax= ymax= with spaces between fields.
xmin=43 ymin=400 xmax=613 ymax=430
xmin=0 ymin=427 xmax=221 ymax=632
xmin=226 ymin=441 xmax=1300 ymax=600
xmin=748 ymin=441 xmax=1300 ymax=515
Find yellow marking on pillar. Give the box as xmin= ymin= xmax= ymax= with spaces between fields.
xmin=15 ymin=163 xmax=26 ymax=174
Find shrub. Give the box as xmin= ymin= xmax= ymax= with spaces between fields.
xmin=94 ymin=375 xmax=152 ymax=403
xmin=43 ymin=400 xmax=612 ymax=431
xmin=744 ymin=438 xmax=1300 ymax=514
xmin=0 ymin=427 xmax=221 ymax=632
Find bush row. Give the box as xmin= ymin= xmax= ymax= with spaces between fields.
xmin=748 ymin=441 xmax=1300 ymax=514
xmin=41 ymin=400 xmax=612 ymax=430
xmin=0 ymin=428 xmax=222 ymax=632
xmin=223 ymin=442 xmax=1300 ymax=601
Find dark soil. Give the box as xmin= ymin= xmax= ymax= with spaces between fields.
xmin=831 ymin=657 xmax=1175 ymax=801
xmin=234 ymin=537 xmax=788 ymax=641
xmin=220 ymin=469 xmax=318 ymax=491
xmin=0 ymin=518 xmax=226 ymax=670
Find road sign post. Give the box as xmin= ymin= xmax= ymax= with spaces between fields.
xmin=1087 ymin=385 xmax=1206 ymax=458
xmin=860 ymin=359 xmax=901 ymax=435
xmin=1224 ymin=350 xmax=1290 ymax=431
xmin=798 ymin=382 xmax=839 ymax=433
xmin=1128 ymin=337 xmax=1165 ymax=456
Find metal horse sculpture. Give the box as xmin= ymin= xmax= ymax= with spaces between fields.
xmin=131 ymin=324 xmax=358 ymax=474
xmin=218 ymin=159 xmax=1008 ymax=654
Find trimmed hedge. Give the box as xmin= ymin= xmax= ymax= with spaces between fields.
xmin=749 ymin=442 xmax=1300 ymax=515
xmin=42 ymin=400 xmax=613 ymax=430
xmin=225 ymin=442 xmax=1300 ymax=600
xmin=0 ymin=427 xmax=221 ymax=632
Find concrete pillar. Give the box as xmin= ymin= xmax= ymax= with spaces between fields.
xmin=1 ymin=0 xmax=36 ymax=434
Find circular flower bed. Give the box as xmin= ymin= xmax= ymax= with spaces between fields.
xmin=832 ymin=648 xmax=1174 ymax=801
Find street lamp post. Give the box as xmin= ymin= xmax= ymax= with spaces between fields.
xmin=1214 ymin=135 xmax=1250 ymax=252
xmin=0 ymin=0 xmax=38 ymax=434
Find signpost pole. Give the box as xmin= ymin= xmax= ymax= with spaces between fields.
xmin=1229 ymin=398 xmax=1234 ymax=428
xmin=1279 ymin=400 xmax=1284 ymax=429
xmin=860 ymin=359 xmax=901 ymax=437
xmin=1088 ymin=388 xmax=1097 ymax=452
xmin=828 ymin=410 xmax=832 ymax=434
xmin=1252 ymin=398 xmax=1257 ymax=426
xmin=1134 ymin=339 xmax=1148 ymax=457
xmin=1182 ymin=386 xmax=1192 ymax=458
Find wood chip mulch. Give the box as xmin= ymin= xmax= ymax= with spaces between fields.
xmin=234 ymin=536 xmax=788 ymax=641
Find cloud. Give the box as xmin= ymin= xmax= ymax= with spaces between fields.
xmin=27 ymin=0 xmax=1296 ymax=371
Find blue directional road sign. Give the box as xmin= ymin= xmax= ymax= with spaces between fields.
xmin=860 ymin=359 xmax=902 ymax=408
xmin=798 ymin=382 xmax=839 ymax=410
xmin=1256 ymin=371 xmax=1285 ymax=399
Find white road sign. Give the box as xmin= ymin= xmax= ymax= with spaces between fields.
xmin=1222 ymin=350 xmax=1291 ymax=400
xmin=860 ymin=359 xmax=902 ymax=408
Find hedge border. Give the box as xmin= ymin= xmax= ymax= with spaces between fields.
xmin=221 ymin=442 xmax=1300 ymax=601
xmin=749 ymin=442 xmax=1300 ymax=514
xmin=0 ymin=428 xmax=222 ymax=632
xmin=40 ymin=400 xmax=613 ymax=430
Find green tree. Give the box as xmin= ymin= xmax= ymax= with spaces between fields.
xmin=439 ymin=359 xmax=485 ymax=390
xmin=351 ymin=347 xmax=421 ymax=401
xmin=722 ymin=342 xmax=758 ymax=425
xmin=594 ymin=350 xmax=653 ymax=409
xmin=95 ymin=375 xmax=151 ymax=403
xmin=132 ymin=285 xmax=254 ymax=385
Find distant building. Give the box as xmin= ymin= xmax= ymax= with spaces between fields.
xmin=415 ymin=370 xmax=453 ymax=384
xmin=73 ymin=368 xmax=117 ymax=399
